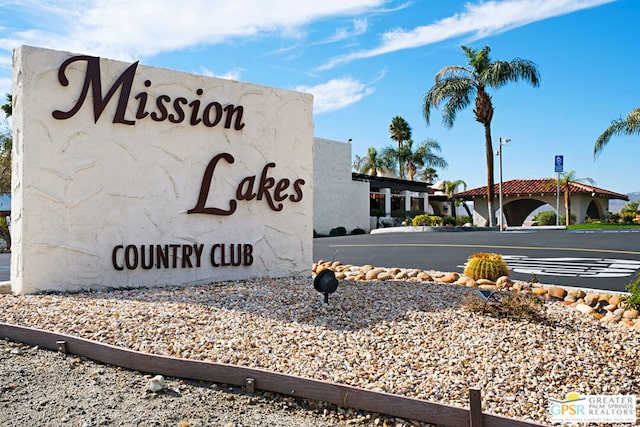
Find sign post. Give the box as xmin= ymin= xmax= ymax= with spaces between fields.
xmin=555 ymin=155 xmax=564 ymax=226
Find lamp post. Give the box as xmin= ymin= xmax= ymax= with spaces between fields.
xmin=497 ymin=137 xmax=511 ymax=231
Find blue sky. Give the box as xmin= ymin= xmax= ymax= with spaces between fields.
xmin=0 ymin=0 xmax=638 ymax=194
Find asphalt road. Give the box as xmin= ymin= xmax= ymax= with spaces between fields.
xmin=313 ymin=229 xmax=640 ymax=293
xmin=2 ymin=230 xmax=638 ymax=293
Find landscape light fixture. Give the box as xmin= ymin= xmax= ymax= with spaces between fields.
xmin=313 ymin=269 xmax=339 ymax=303
xmin=497 ymin=138 xmax=511 ymax=231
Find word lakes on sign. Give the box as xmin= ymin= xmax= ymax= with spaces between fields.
xmin=11 ymin=46 xmax=314 ymax=294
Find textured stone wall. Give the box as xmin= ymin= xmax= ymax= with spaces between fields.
xmin=313 ymin=138 xmax=369 ymax=235
xmin=11 ymin=46 xmax=313 ymax=294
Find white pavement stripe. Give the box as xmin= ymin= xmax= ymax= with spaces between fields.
xmin=459 ymin=256 xmax=640 ymax=278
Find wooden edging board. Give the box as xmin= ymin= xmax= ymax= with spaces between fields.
xmin=0 ymin=322 xmax=546 ymax=427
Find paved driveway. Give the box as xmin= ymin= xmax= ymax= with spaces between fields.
xmin=2 ymin=230 xmax=638 ymax=292
xmin=313 ymin=229 xmax=640 ymax=293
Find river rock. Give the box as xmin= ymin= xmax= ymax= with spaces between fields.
xmin=601 ymin=313 xmax=621 ymax=324
xmin=608 ymin=295 xmax=621 ymax=307
xmin=575 ymin=303 xmax=595 ymax=315
xmin=439 ymin=272 xmax=459 ymax=283
xmin=417 ymin=272 xmax=433 ymax=281
xmin=584 ymin=294 xmax=600 ymax=307
xmin=532 ymin=288 xmax=548 ymax=296
xmin=568 ymin=289 xmax=587 ymax=299
xmin=146 ymin=375 xmax=166 ymax=393
xmin=376 ymin=272 xmax=393 ymax=281
xmin=496 ymin=276 xmax=513 ymax=288
xmin=548 ymin=286 xmax=567 ymax=299
xmin=365 ymin=268 xmax=386 ymax=280
xmin=622 ymin=309 xmax=639 ymax=320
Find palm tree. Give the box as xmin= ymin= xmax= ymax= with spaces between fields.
xmin=559 ymin=170 xmax=595 ymax=226
xmin=1 ymin=94 xmax=11 ymax=118
xmin=419 ymin=167 xmax=439 ymax=183
xmin=379 ymin=138 xmax=448 ymax=181
xmin=441 ymin=179 xmax=469 ymax=218
xmin=353 ymin=147 xmax=392 ymax=176
xmin=404 ymin=139 xmax=448 ymax=181
xmin=423 ymin=45 xmax=540 ymax=226
xmin=388 ymin=116 xmax=412 ymax=179
xmin=594 ymin=107 xmax=640 ymax=156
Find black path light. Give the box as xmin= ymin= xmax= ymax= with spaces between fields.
xmin=313 ymin=249 xmax=340 ymax=304
xmin=313 ymin=269 xmax=339 ymax=303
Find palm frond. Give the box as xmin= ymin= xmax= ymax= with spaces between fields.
xmin=594 ymin=107 xmax=640 ymax=157
xmin=425 ymin=77 xmax=475 ymax=128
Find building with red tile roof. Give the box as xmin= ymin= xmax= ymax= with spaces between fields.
xmin=455 ymin=178 xmax=629 ymax=226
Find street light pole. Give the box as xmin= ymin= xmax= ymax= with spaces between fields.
xmin=497 ymin=137 xmax=511 ymax=231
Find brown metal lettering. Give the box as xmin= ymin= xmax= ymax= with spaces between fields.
xmin=52 ymin=55 xmax=246 ymax=130
xmin=52 ymin=55 xmax=138 ymax=125
xmin=188 ymin=153 xmax=237 ymax=216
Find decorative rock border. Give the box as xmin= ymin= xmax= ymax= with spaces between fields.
xmin=313 ymin=260 xmax=640 ymax=333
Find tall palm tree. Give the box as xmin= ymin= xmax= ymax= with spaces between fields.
xmin=594 ymin=107 xmax=640 ymax=157
xmin=423 ymin=45 xmax=540 ymax=226
xmin=353 ymin=147 xmax=392 ymax=176
xmin=388 ymin=116 xmax=412 ymax=179
xmin=559 ymin=170 xmax=595 ymax=226
xmin=404 ymin=139 xmax=448 ymax=181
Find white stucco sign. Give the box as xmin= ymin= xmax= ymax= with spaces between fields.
xmin=11 ymin=46 xmax=314 ymax=294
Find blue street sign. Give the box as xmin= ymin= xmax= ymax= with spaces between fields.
xmin=554 ymin=155 xmax=564 ymax=173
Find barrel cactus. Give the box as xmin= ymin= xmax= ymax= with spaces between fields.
xmin=463 ymin=252 xmax=509 ymax=281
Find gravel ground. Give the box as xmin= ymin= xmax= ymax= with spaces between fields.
xmin=1 ymin=275 xmax=639 ymax=426
xmin=1 ymin=338 xmax=411 ymax=427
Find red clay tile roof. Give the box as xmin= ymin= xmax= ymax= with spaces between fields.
xmin=455 ymin=178 xmax=629 ymax=200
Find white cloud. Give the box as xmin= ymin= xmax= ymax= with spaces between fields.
xmin=296 ymin=77 xmax=375 ymax=114
xmin=318 ymin=0 xmax=616 ymax=70
xmin=199 ymin=66 xmax=245 ymax=81
xmin=0 ymin=0 xmax=387 ymax=61
xmin=317 ymin=18 xmax=369 ymax=44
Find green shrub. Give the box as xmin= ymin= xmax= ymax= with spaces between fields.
xmin=456 ymin=216 xmax=472 ymax=226
xmin=329 ymin=226 xmax=347 ymax=236
xmin=619 ymin=212 xmax=637 ymax=224
xmin=622 ymin=272 xmax=640 ymax=310
xmin=412 ymin=214 xmax=443 ymax=226
xmin=350 ymin=227 xmax=366 ymax=235
xmin=370 ymin=209 xmax=385 ymax=218
xmin=442 ymin=215 xmax=456 ymax=226
xmin=533 ymin=211 xmax=556 ymax=226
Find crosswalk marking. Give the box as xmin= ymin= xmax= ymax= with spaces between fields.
xmin=459 ymin=256 xmax=640 ymax=278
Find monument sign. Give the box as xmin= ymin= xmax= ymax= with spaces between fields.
xmin=11 ymin=46 xmax=314 ymax=294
